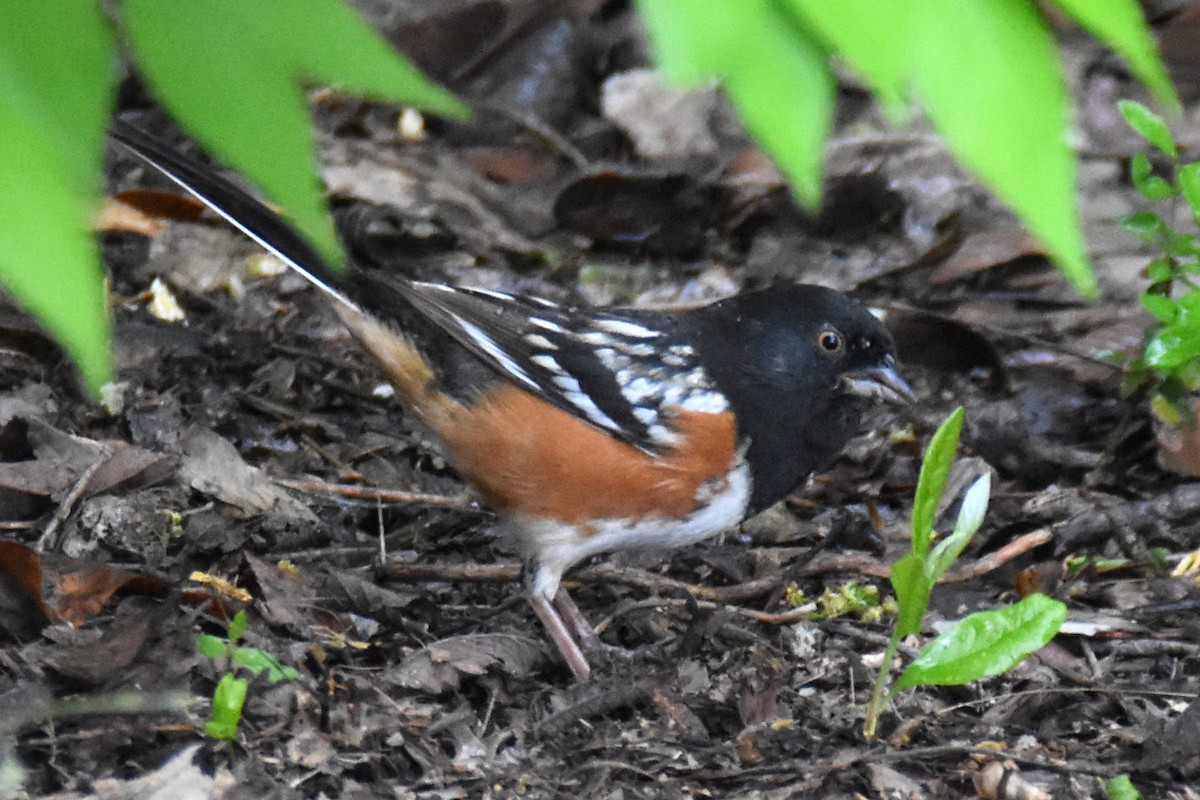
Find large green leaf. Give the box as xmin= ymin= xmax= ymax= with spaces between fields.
xmin=911 ymin=0 xmax=1094 ymax=298
xmin=893 ymin=593 xmax=1066 ymax=691
xmin=0 ymin=2 xmax=115 ymax=393
xmin=119 ymin=0 xmax=467 ymax=267
xmin=1052 ymin=0 xmax=1178 ymax=110
xmin=636 ymin=0 xmax=834 ymax=207
xmin=783 ymin=0 xmax=910 ymax=120
xmin=910 ymin=407 xmax=964 ymax=556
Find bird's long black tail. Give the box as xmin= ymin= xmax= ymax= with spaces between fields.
xmin=109 ymin=119 xmax=459 ymax=427
xmin=109 ymin=120 xmax=355 ymax=312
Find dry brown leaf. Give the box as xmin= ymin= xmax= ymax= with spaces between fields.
xmin=53 ymin=564 xmax=168 ymax=626
xmin=179 ymin=428 xmax=315 ymax=520
xmin=94 ymin=197 xmax=164 ymax=238
xmin=929 ymin=227 xmax=1046 ymax=285
xmin=393 ymin=633 xmax=545 ymax=692
xmin=0 ymin=539 xmax=52 ymax=638
xmin=111 ymin=188 xmax=208 ymax=223
xmin=1157 ymin=399 xmax=1200 ymax=477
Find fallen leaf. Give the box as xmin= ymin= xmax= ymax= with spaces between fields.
xmin=110 ymin=188 xmax=208 ymax=223
xmin=929 ymin=227 xmax=1047 ymax=284
xmin=393 ymin=633 xmax=545 ymax=692
xmin=94 ymin=196 xmax=165 ymax=238
xmin=553 ymin=171 xmax=708 ymax=255
xmin=1157 ymin=400 xmax=1200 ymax=478
xmin=601 ymin=68 xmax=719 ymax=160
xmin=0 ymin=540 xmax=52 ymax=639
xmin=53 ymin=563 xmax=168 ymax=626
xmin=179 ymin=428 xmax=315 ymax=520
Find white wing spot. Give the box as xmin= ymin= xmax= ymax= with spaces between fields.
xmin=564 ymin=390 xmax=620 ymax=432
xmin=594 ymin=347 xmax=620 ymax=369
xmin=648 ymin=423 xmax=679 ymax=445
xmin=579 ymin=331 xmax=617 ymax=347
xmin=460 ymin=287 xmax=521 ymax=303
xmin=621 ymin=376 xmax=657 ymax=404
xmin=679 ymin=390 xmax=728 ymax=413
xmin=530 ymin=317 xmax=567 ymax=334
xmin=531 ymin=353 xmax=562 ymax=373
xmin=553 ymin=373 xmax=583 ymax=394
xmin=456 ymin=318 xmax=538 ymax=389
xmin=594 ymin=318 xmax=662 ymax=339
xmin=622 ymin=343 xmax=656 ymax=358
xmin=661 ymin=353 xmax=688 ymax=367
xmin=633 ymin=406 xmax=658 ymax=426
xmin=524 ymin=333 xmax=557 ymax=350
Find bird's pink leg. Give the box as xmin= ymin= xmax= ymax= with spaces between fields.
xmin=529 ymin=593 xmax=591 ymax=681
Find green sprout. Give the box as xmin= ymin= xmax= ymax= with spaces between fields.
xmin=863 ymin=408 xmax=1067 ymax=739
xmin=196 ymin=609 xmax=300 ymax=740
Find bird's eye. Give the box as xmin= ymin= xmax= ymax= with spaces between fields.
xmin=818 ymin=329 xmax=843 ymax=354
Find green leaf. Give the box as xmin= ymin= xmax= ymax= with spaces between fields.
xmin=1178 ymin=163 xmax=1200 ymax=221
xmin=233 ymin=646 xmax=300 ymax=683
xmin=1166 ymin=234 xmax=1200 ymax=259
xmin=1145 ymin=322 xmax=1200 ymax=370
xmin=636 ymin=0 xmax=835 ymax=208
xmin=890 ymin=552 xmax=931 ymax=639
xmin=1129 ymin=151 xmax=1152 ymax=183
xmin=119 ymin=0 xmax=467 ymax=268
xmin=1051 ymin=0 xmax=1178 ymax=111
xmin=1129 ymin=154 xmax=1174 ymax=200
xmin=911 ymin=0 xmax=1093 ymax=297
xmin=893 ymin=594 xmax=1067 ymax=691
xmin=228 ymin=609 xmax=247 ymax=644
xmin=927 ymin=472 xmax=991 ymax=582
xmin=1146 ymin=256 xmax=1174 ymax=284
xmin=276 ymin=664 xmax=301 ymax=682
xmin=0 ymin=2 xmax=116 ymax=395
xmin=1120 ymin=210 xmax=1168 ymax=241
xmin=1118 ymin=100 xmax=1177 ymax=159
xmin=782 ymin=0 xmax=910 ymax=121
xmin=911 ymin=407 xmax=964 ymax=555
xmin=1140 ymin=293 xmax=1177 ymax=324
xmin=232 ymin=646 xmax=271 ymax=674
xmin=1137 ymin=176 xmax=1174 ymax=202
xmin=204 ymin=673 xmax=248 ymax=740
xmin=1103 ymin=775 xmax=1142 ymax=800
xmin=196 ymin=634 xmax=229 ymax=659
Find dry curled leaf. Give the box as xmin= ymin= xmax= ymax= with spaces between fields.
xmin=394 ymin=633 xmax=545 ymax=692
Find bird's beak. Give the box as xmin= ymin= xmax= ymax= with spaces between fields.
xmin=842 ymin=357 xmax=915 ymax=404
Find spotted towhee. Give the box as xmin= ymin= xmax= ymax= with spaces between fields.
xmin=112 ymin=122 xmax=913 ymax=681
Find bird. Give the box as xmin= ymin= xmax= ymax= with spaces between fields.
xmin=110 ymin=121 xmax=914 ymax=681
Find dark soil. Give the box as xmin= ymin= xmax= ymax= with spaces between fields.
xmin=3 ymin=3 xmax=1200 ymax=798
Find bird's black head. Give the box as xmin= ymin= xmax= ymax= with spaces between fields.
xmin=688 ymin=284 xmax=911 ymax=513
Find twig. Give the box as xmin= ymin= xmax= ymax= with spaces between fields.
xmin=38 ymin=443 xmax=111 ymax=552
xmin=474 ymin=102 xmax=589 ymax=168
xmin=276 ymin=476 xmax=471 ymax=508
xmin=944 ymin=528 xmax=1053 ymax=582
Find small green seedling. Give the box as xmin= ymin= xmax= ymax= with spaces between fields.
xmin=1117 ymin=100 xmax=1200 ymax=427
xmin=1103 ymin=774 xmax=1142 ymax=800
xmin=197 ymin=609 xmax=300 ymax=740
xmin=863 ymin=408 xmax=1067 ymax=739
